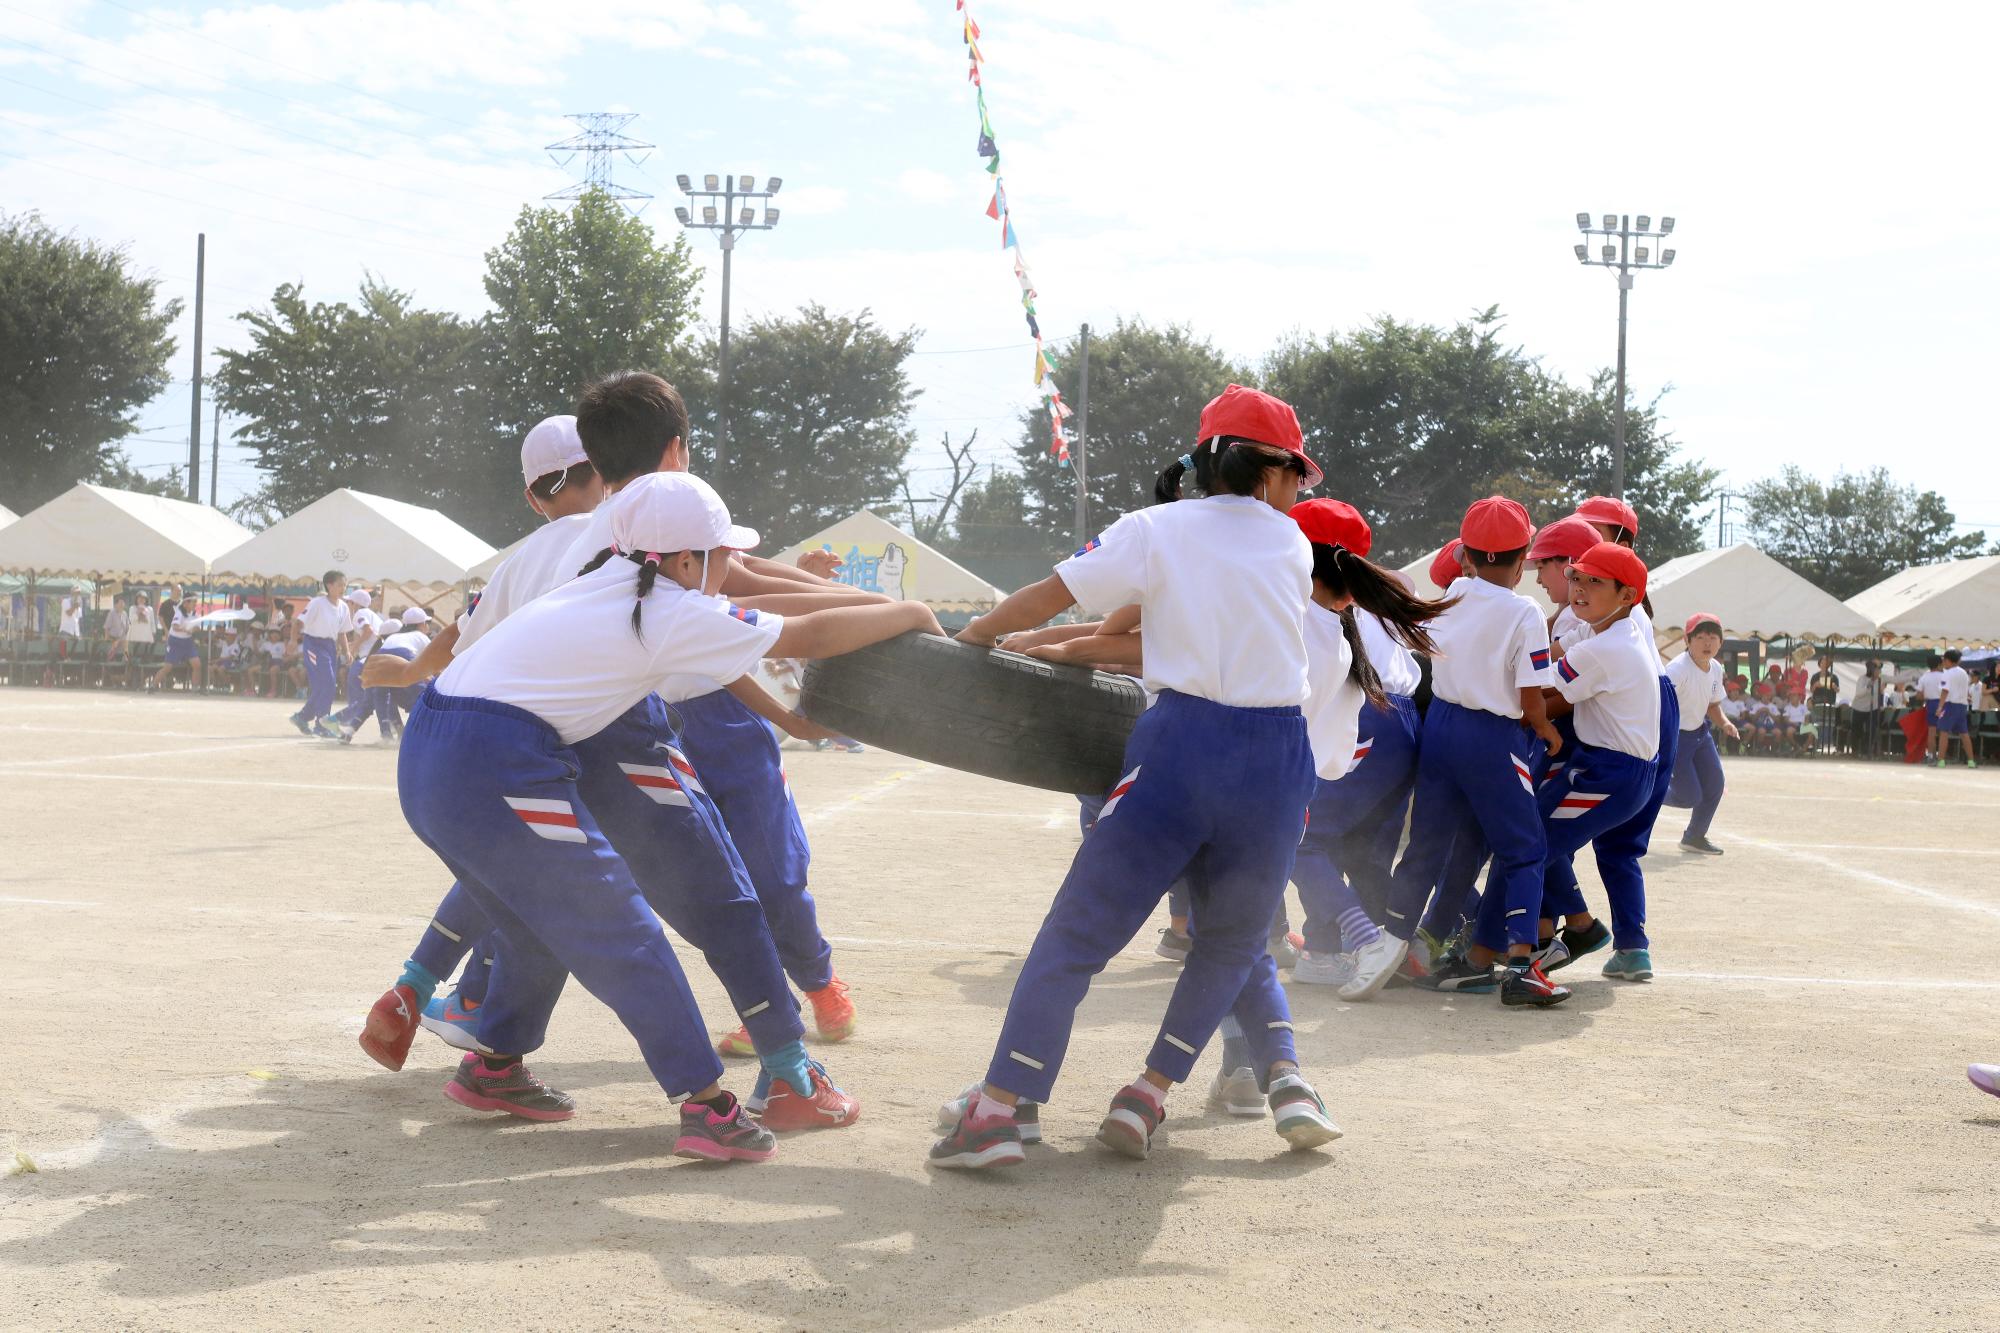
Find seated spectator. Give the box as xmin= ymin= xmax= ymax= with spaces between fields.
xmin=1782 ymin=659 xmax=1810 ymax=700
xmin=216 ymin=627 xmax=246 ymax=694
xmin=1761 ymin=664 xmax=1786 ymax=698
xmin=103 ymin=595 xmax=130 ymax=667
xmin=1719 ymin=680 xmax=1751 ymax=755
xmin=1783 ymin=691 xmax=1817 ymax=754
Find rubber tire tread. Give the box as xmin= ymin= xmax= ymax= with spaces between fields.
xmin=800 ymin=632 xmax=1144 ymax=795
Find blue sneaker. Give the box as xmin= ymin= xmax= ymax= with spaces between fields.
xmin=419 ymin=990 xmax=483 ymax=1051
xmin=289 ymin=711 xmax=313 ymax=736
xmin=311 ymin=718 xmax=343 ymax=740
xmin=1601 ymin=948 xmax=1654 ymax=982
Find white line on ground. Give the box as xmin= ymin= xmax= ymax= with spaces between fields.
xmin=0 ymin=895 xmax=102 ymax=908
xmin=0 ymin=769 xmax=397 ymax=795
xmin=1720 ymin=833 xmax=2000 ymax=922
xmin=0 ymin=738 xmax=307 ymax=770
xmin=0 ymin=724 xmax=262 ymax=740
xmin=1748 ymin=841 xmax=2000 ymax=857
xmin=1750 ymin=793 xmax=2000 ymax=810
xmin=1660 ymin=971 xmax=2000 ymax=991
xmin=800 ymin=767 xmax=927 ymax=828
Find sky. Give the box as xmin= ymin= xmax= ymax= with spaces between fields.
xmin=4 ymin=0 xmax=1997 ymax=543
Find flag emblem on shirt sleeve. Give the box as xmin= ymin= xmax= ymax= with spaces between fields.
xmin=1073 ymin=536 xmax=1102 ymax=558
xmin=1556 ymin=657 xmax=1580 ymax=684
xmin=727 ymin=604 xmax=760 ymax=625
xmin=503 ymin=797 xmax=587 ymax=843
xmin=1530 ymin=648 xmax=1551 ymax=672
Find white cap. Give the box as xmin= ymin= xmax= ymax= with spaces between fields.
xmin=521 ymin=415 xmax=590 ymax=487
xmin=344 ymin=588 xmax=372 ymax=608
xmin=401 ymin=607 xmax=430 ymax=627
xmin=609 ymin=472 xmax=758 ymax=558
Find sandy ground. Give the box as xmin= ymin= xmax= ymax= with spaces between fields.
xmin=2 ymin=687 xmax=1998 ymax=1331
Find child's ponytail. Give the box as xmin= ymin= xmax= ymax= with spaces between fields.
xmin=1309 ymin=542 xmax=1455 ymax=659
xmin=1153 ymin=454 xmax=1193 ymax=505
xmin=1338 ymin=607 xmax=1389 ymax=710
xmin=576 ymin=545 xmax=668 ymax=643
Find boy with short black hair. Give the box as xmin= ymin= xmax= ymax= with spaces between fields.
xmin=1938 ymin=649 xmax=1976 ymax=768
xmin=1665 ymin=615 xmax=1738 ymax=854
xmin=291 ymin=571 xmax=352 ymax=738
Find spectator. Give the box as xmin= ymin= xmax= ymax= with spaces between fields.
xmin=103 ymin=595 xmax=130 ymax=668
xmin=216 ymin=626 xmax=246 ymax=693
xmin=1760 ymin=663 xmax=1786 ymax=698
xmin=1851 ymin=659 xmax=1883 ymax=755
xmin=1719 ymin=678 xmax=1751 ymax=755
xmin=57 ymin=591 xmax=83 ymax=651
xmin=1782 ymin=657 xmax=1809 ymax=700
xmin=1808 ymin=653 xmax=1841 ymax=751
xmin=122 ymin=593 xmax=156 ymax=687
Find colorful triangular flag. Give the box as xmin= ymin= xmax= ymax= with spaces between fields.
xmin=1002 ymin=215 xmax=1016 ymax=248
xmin=977 ymin=130 xmax=996 ymax=157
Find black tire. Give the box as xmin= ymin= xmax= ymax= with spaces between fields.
xmin=800 ymin=632 xmax=1145 ymax=794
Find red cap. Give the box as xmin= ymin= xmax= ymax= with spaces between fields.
xmin=1196 ymin=384 xmax=1323 ymax=488
xmin=1575 ymin=495 xmax=1639 ymax=535
xmin=1525 ymin=515 xmax=1602 ymax=563
xmin=1428 ymin=539 xmax=1464 ymax=589
xmin=1571 ymin=540 xmax=1648 ymax=602
xmin=1460 ymin=496 xmax=1534 ymax=554
xmin=1289 ymin=498 xmax=1371 ymax=556
xmin=1684 ymin=611 xmax=1722 ymax=637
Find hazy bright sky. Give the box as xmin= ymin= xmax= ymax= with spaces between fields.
xmin=4 ymin=0 xmax=1996 ymax=540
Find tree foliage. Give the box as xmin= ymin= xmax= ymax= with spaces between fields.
xmin=945 ymin=468 xmax=1063 ymax=592
xmin=0 ymin=211 xmax=180 ymax=510
xmin=213 ymin=279 xmax=494 ymax=530
xmin=680 ymin=303 xmax=919 ymax=549
xmin=1741 ymin=466 xmax=1985 ymax=600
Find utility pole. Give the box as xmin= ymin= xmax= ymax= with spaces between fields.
xmin=208 ymin=403 xmax=221 ymax=508
xmin=187 ymin=232 xmax=205 ymax=503
xmin=1715 ymin=489 xmax=1736 ymax=547
xmin=673 ymin=174 xmax=783 ymax=472
xmin=1073 ymin=323 xmax=1091 ymax=548
xmin=1571 ymin=212 xmax=1679 ymax=499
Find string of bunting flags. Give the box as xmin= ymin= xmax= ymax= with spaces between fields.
xmin=958 ymin=1 xmax=1074 ymax=467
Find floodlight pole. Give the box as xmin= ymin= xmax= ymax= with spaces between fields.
xmin=1074 ymin=323 xmax=1091 ymax=549
xmin=676 ymin=173 xmax=782 ymax=474
xmin=1573 ymin=211 xmax=1678 ymax=501
xmin=1614 ymin=237 xmax=1630 ymax=498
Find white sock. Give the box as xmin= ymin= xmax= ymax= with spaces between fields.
xmin=973 ymin=1091 xmax=1016 ymax=1122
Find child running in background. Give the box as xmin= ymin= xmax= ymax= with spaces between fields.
xmin=291 ymin=572 xmax=353 ymax=737
xmin=932 ymin=385 xmax=1336 ymax=1171
xmin=1664 ymin=613 xmax=1740 ymax=855
xmin=1937 ymin=649 xmax=1977 ymax=768
xmin=395 ymin=471 xmax=934 ymax=1160
xmin=1383 ymin=498 xmax=1569 ymax=1007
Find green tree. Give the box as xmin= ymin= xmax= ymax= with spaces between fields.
xmin=945 ymin=468 xmax=1063 ymax=592
xmin=481 ymin=189 xmax=703 ymax=452
xmin=1741 ymin=466 xmax=1985 ymax=600
xmin=94 ymin=456 xmax=187 ymax=499
xmin=0 ymin=211 xmax=181 ymax=510
xmin=681 ymin=304 xmax=920 ymax=548
xmin=1014 ymin=320 xmax=1249 ymax=546
xmin=214 ymin=279 xmax=495 ymax=531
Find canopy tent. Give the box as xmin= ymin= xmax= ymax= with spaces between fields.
xmin=214 ymin=488 xmax=495 ymax=588
xmin=1396 ymin=546 xmax=1560 ymax=615
xmin=0 ymin=483 xmax=251 ymax=580
xmin=0 ymin=502 xmax=17 ymax=530
xmin=773 ymin=509 xmax=1006 ymax=611
xmin=1845 ymin=556 xmax=2000 ymax=644
xmin=1647 ymin=543 xmax=1875 ymax=644
xmin=470 ymin=531 xmax=532 ymax=582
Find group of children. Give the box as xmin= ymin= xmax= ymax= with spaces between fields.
xmin=345 ymin=375 xmax=1705 ymax=1174
xmin=1917 ymin=650 xmax=1981 ymax=768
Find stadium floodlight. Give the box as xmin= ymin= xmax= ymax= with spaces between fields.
xmin=1636 ymin=214 xmax=1652 ymax=232
xmin=1660 ymin=216 xmax=1675 ymax=235
xmin=1635 ymin=245 xmax=1650 ymax=263
xmin=766 ymin=177 xmax=782 ymax=194
xmin=1601 ymin=243 xmax=1617 ymax=261
xmin=675 ymin=165 xmax=789 ymax=472
xmin=1575 ymin=242 xmax=1589 ymax=261
xmin=1576 ymin=211 xmax=1591 ymax=231
xmin=676 ymin=174 xmax=691 ymax=191
xmin=739 ymin=206 xmax=754 ymax=224
xmin=1662 ymin=248 xmax=1676 ymax=265
xmin=738 ymin=174 xmax=754 ymax=191
xmin=1602 ymin=213 xmax=1617 ymax=230
xmin=1564 ymin=206 xmax=1681 ymax=500
xmin=674 ymin=205 xmax=691 ymax=225
xmin=704 ymin=173 xmax=719 ymax=190
xmin=702 ymin=205 xmax=718 ymax=224
xmin=765 ymin=208 xmax=780 ymax=226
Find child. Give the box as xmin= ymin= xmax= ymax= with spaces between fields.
xmin=151 ymin=594 xmax=204 ymax=691
xmin=1383 ymin=498 xmax=1568 ymax=1007
xmin=931 ymin=384 xmax=1338 ymax=1171
xmin=362 ymin=608 xmax=434 ymax=742
xmin=1719 ymin=679 xmax=1749 ymax=755
xmin=1782 ymin=690 xmax=1814 ymax=754
xmin=1533 ymin=543 xmax=1663 ymax=981
xmin=393 ymin=471 xmax=934 ymax=1157
xmin=291 ymin=571 xmax=353 ymax=738
xmin=1530 ymin=516 xmax=1605 ymax=651
xmin=216 ymin=626 xmax=244 ymax=693
xmin=1664 ymin=614 xmax=1739 ymax=854
xmin=1937 ymin=649 xmax=1977 ymax=768
xmin=334 ymin=597 xmax=384 ymax=734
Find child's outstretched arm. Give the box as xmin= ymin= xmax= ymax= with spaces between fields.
xmin=724 ymin=673 xmax=838 ymax=742
xmin=731 ymin=588 xmax=893 ymax=615
xmin=771 ymin=600 xmax=942 ymax=660
xmin=362 ymin=622 xmax=459 ymax=689
xmin=958 ymin=574 xmax=1077 ymax=647
xmin=1025 ymin=632 xmax=1142 ymax=673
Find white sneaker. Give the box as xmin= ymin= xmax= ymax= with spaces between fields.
xmin=1338 ymin=934 xmax=1408 ymax=1001
xmin=1207 ymin=1066 xmax=1267 ymax=1118
xmin=1291 ymin=950 xmax=1357 ymax=987
xmin=1530 ymin=936 xmax=1572 ymax=971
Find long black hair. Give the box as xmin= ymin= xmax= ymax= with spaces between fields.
xmin=578 ymin=546 xmax=675 ymax=643
xmin=1154 ymin=440 xmax=1304 ymax=504
xmin=1309 ymin=541 xmax=1456 ymax=710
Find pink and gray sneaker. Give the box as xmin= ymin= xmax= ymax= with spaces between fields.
xmin=675 ymin=1093 xmax=777 ymax=1162
xmin=1096 ymin=1084 xmax=1167 ymax=1160
xmin=443 ymin=1053 xmax=577 ymax=1121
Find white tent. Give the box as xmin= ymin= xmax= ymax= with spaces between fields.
xmin=0 ymin=483 xmax=251 ymax=579
xmin=1846 ymin=556 xmax=2000 ymax=643
xmin=1647 ymin=543 xmax=1875 ymax=643
xmin=215 ymin=488 xmax=496 ymax=587
xmin=1397 ymin=545 xmax=1560 ymax=614
xmin=773 ymin=509 xmax=1005 ymax=611
xmin=470 ymin=531 xmax=532 ymax=582
xmin=0 ymin=502 xmax=17 ymax=530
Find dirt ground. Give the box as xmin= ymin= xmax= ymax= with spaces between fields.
xmin=2 ymin=686 xmax=1997 ymax=1331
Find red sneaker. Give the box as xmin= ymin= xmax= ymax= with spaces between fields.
xmin=359 ymin=984 xmax=420 ymax=1071
xmin=756 ymin=1064 xmax=860 ymax=1132
xmin=805 ymin=976 xmax=857 ymax=1043
xmin=715 ymin=1025 xmax=757 ymax=1058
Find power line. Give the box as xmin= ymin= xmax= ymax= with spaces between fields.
xmin=909 ymin=340 xmax=1033 ymax=357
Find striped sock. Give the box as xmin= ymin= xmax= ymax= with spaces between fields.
xmin=1338 ymin=908 xmax=1382 ymax=951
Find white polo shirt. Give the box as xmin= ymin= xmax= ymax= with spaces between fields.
xmin=1550 ymin=605 xmax=1587 ymax=656
xmin=1429 ymin=576 xmax=1551 ymax=719
xmin=300 ymin=595 xmax=352 ymax=639
xmin=1942 ymin=665 xmax=1972 ymax=706
xmin=381 ymin=629 xmax=432 ymax=656
xmin=352 ymin=609 xmax=384 ymax=656
xmin=1665 ymin=652 xmax=1724 ymax=734
xmin=1552 ymin=614 xmax=1661 ymax=760
xmin=1303 ymin=602 xmax=1364 ymax=780
xmin=59 ymin=597 xmax=81 ymax=636
xmin=456 ymin=513 xmax=596 ymax=656
xmin=1055 ymin=496 xmax=1310 ymax=709
xmin=1355 ymin=610 xmax=1421 ymax=697
xmin=166 ymin=607 xmax=197 ymax=641
xmin=439 ymin=558 xmax=784 ymax=746
xmin=1918 ymin=669 xmax=1944 ymax=701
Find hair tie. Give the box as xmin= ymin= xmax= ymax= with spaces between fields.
xmin=642 ymin=551 xmax=662 ymax=566
xmin=1178 ymin=453 xmax=1194 ymax=471
xmin=1333 ymin=545 xmax=1348 ymax=567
